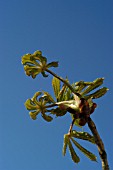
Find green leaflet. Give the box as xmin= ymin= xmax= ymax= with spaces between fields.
xmin=68 ymin=139 xmax=80 ymax=163
xmin=32 ymin=91 xmax=42 ymax=104
xmin=42 ymin=112 xmax=53 ymax=122
xmin=47 ymin=61 xmax=59 ymax=68
xmin=85 ymin=87 xmax=109 ymax=99
xmin=64 ymin=87 xmax=73 ymax=101
xmin=29 ymin=111 xmax=40 ymax=120
xmin=81 ymin=78 xmax=104 ymax=96
xmin=33 ymin=50 xmax=42 ymax=56
xmin=33 ymin=50 xmax=47 ymax=64
xmin=62 ymin=134 xmax=69 ymax=156
xmin=24 ymin=99 xmax=37 ymax=110
xmin=71 ymin=131 xmax=95 ymax=144
xmin=52 ymin=77 xmax=60 ymax=99
xmin=22 ymin=54 xmax=36 ymax=65
xmin=71 ymin=137 xmax=97 ymax=161
xmin=50 ymin=107 xmax=67 ymax=117
xmin=75 ymin=81 xmax=93 ymax=93
xmin=42 ymin=91 xmax=55 ymax=103
xmin=24 ymin=65 xmax=41 ymax=78
xmin=57 ymin=84 xmax=66 ymax=101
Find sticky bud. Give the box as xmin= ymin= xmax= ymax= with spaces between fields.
xmin=79 ymin=118 xmax=87 ymax=126
xmin=90 ymin=103 xmax=97 ymax=114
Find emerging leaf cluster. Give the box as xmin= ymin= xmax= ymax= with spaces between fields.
xmin=22 ymin=50 xmax=58 ymax=78
xmin=21 ymin=50 xmax=108 ymax=165
xmin=62 ymin=131 xmax=97 ymax=163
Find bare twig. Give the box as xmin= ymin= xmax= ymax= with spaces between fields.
xmin=88 ymin=117 xmax=109 ymax=170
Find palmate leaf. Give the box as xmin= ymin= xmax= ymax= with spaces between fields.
xmin=24 ymin=91 xmax=55 ymax=122
xmin=80 ymin=78 xmax=104 ymax=96
xmin=68 ymin=138 xmax=80 ymax=163
xmin=21 ymin=50 xmax=58 ymax=79
xmin=75 ymin=81 xmax=93 ymax=93
xmin=71 ymin=137 xmax=97 ymax=161
xmin=52 ymin=77 xmax=60 ymax=99
xmin=71 ymin=130 xmax=95 ymax=144
xmin=85 ymin=87 xmax=109 ymax=99
xmin=62 ymin=134 xmax=80 ymax=163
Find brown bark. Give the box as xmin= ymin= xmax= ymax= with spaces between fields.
xmin=88 ymin=117 xmax=109 ymax=170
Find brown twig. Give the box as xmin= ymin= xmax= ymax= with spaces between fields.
xmin=46 ymin=68 xmax=81 ymax=97
xmin=68 ymin=117 xmax=76 ymax=135
xmin=88 ymin=117 xmax=109 ymax=170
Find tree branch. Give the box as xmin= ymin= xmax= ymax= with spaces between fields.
xmin=46 ymin=68 xmax=81 ymax=97
xmin=68 ymin=117 xmax=76 ymax=135
xmin=87 ymin=117 xmax=109 ymax=170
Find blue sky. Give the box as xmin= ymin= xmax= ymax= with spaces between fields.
xmin=0 ymin=0 xmax=113 ymax=170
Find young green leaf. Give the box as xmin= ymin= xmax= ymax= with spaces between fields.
xmin=57 ymin=84 xmax=67 ymax=101
xmin=24 ymin=99 xmax=37 ymax=110
xmin=22 ymin=54 xmax=36 ymax=65
xmin=71 ymin=131 xmax=95 ymax=144
xmin=47 ymin=61 xmax=59 ymax=68
xmin=62 ymin=134 xmax=69 ymax=156
xmin=81 ymin=78 xmax=104 ymax=96
xmin=32 ymin=91 xmax=42 ymax=104
xmin=42 ymin=112 xmax=53 ymax=122
xmin=71 ymin=137 xmax=97 ymax=161
xmin=68 ymin=139 xmax=80 ymax=163
xmin=29 ymin=111 xmax=40 ymax=120
xmin=85 ymin=87 xmax=109 ymax=99
xmin=42 ymin=91 xmax=55 ymax=103
xmin=52 ymin=77 xmax=60 ymax=99
xmin=75 ymin=81 xmax=93 ymax=93
xmin=33 ymin=50 xmax=42 ymax=57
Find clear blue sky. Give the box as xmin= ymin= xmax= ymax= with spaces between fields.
xmin=0 ymin=1 xmax=113 ymax=170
